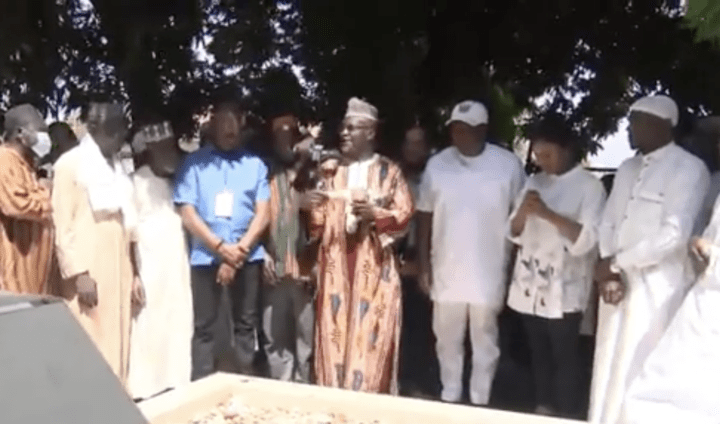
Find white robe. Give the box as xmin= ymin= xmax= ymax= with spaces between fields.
xmin=127 ymin=166 xmax=193 ymax=400
xmin=619 ymin=194 xmax=720 ymax=424
xmin=590 ymin=143 xmax=709 ymax=424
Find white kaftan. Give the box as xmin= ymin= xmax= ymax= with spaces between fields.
xmin=127 ymin=166 xmax=193 ymax=400
xmin=590 ymin=142 xmax=710 ymax=424
xmin=619 ymin=193 xmax=720 ymax=424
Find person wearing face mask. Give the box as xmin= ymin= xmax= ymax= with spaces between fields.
xmin=52 ymin=102 xmax=141 ymax=387
xmin=507 ymin=113 xmax=606 ymax=418
xmin=260 ymin=107 xmax=325 ymax=383
xmin=0 ymin=104 xmax=54 ymax=295
xmin=126 ymin=121 xmax=193 ymax=400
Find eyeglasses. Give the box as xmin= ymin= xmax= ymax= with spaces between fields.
xmin=340 ymin=124 xmax=372 ymax=132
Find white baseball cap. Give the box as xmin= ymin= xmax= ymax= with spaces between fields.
xmin=446 ymin=100 xmax=489 ymax=126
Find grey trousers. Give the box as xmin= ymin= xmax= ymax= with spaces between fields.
xmin=262 ymin=281 xmax=314 ymax=383
xmin=191 ymin=263 xmax=261 ymax=381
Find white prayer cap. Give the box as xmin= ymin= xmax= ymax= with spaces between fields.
xmin=131 ymin=121 xmax=174 ymax=153
xmin=629 ymin=95 xmax=679 ymax=127
xmin=446 ymin=100 xmax=489 ymax=126
xmin=344 ymin=97 xmax=378 ymax=121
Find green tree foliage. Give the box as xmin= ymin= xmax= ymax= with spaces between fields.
xmin=685 ymin=0 xmax=720 ymax=43
xmin=0 ymin=0 xmax=719 ymax=155
xmin=300 ymin=0 xmax=720 ymax=150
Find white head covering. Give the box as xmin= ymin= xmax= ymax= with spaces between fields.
xmin=131 ymin=121 xmax=174 ymax=153
xmin=629 ymin=95 xmax=679 ymax=127
xmin=344 ymin=97 xmax=378 ymax=121
xmin=446 ymin=100 xmax=489 ymax=126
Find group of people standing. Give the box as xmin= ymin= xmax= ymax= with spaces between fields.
xmin=0 ymin=102 xmax=195 ymax=400
xmin=0 ymin=90 xmax=718 ymax=423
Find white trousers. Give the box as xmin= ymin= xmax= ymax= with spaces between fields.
xmin=433 ymin=302 xmax=500 ymax=405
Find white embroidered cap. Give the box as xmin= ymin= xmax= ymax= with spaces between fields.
xmin=131 ymin=121 xmax=174 ymax=153
xmin=446 ymin=100 xmax=489 ymax=126
xmin=344 ymin=97 xmax=378 ymax=121
xmin=629 ymin=95 xmax=679 ymax=127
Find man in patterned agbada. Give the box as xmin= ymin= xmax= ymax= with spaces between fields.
xmin=310 ymin=98 xmax=414 ymax=394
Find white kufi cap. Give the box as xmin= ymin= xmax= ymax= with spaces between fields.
xmin=446 ymin=100 xmax=489 ymax=126
xmin=629 ymin=95 xmax=679 ymax=127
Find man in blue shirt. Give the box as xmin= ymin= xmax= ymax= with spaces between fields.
xmin=174 ymin=99 xmax=270 ymax=380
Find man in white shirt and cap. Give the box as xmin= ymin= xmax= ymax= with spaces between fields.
xmin=416 ymin=100 xmax=525 ymax=405
xmin=590 ymin=95 xmax=710 ymax=424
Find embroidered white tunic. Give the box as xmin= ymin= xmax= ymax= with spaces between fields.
xmin=589 ymin=142 xmax=710 ymax=424
xmin=506 ymin=166 xmax=606 ymax=319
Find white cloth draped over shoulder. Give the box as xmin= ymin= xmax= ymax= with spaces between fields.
xmin=75 ymin=134 xmax=137 ymax=234
xmin=589 ymin=142 xmax=710 ymax=424
xmin=126 ymin=166 xmax=193 ymax=400
xmin=619 ymin=192 xmax=720 ymax=424
xmin=52 ymin=144 xmax=136 ymax=385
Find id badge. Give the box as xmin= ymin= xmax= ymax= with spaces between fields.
xmin=215 ymin=189 xmax=234 ymax=218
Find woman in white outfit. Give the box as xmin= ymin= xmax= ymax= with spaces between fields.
xmin=508 ymin=114 xmax=606 ymax=418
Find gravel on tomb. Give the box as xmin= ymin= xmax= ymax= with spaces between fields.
xmin=186 ymin=396 xmax=385 ymax=424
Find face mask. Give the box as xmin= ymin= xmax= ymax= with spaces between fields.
xmin=32 ymin=132 xmax=52 ymax=159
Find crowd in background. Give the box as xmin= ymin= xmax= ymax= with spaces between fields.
xmin=2 ymin=90 xmax=720 ymax=424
